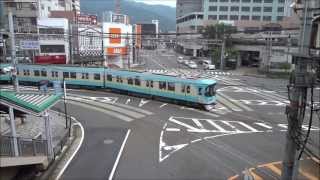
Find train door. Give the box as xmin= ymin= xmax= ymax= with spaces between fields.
xmin=146 ymin=80 xmax=154 ymax=95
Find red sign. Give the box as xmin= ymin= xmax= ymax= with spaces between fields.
xmin=35 ymin=55 xmax=66 ymax=64
xmin=106 ymin=47 xmax=127 ymax=55
xmin=109 ymin=28 xmax=121 ymax=44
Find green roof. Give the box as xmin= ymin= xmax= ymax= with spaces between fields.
xmin=0 ymin=90 xmax=62 ymax=114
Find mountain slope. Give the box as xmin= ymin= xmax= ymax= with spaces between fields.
xmin=80 ymin=0 xmax=176 ymax=31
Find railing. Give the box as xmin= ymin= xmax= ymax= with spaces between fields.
xmin=0 ymin=135 xmax=47 ymax=157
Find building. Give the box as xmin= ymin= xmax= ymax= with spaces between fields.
xmin=39 ymin=0 xmax=80 ymax=18
xmin=36 ymin=18 xmax=70 ymax=64
xmin=2 ymin=0 xmax=39 ymax=62
xmin=103 ymin=22 xmax=133 ymax=68
xmin=137 ymin=23 xmax=157 ymax=49
xmin=152 ymin=20 xmax=159 ymax=38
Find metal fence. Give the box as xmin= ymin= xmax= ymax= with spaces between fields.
xmin=0 ymin=136 xmax=47 ymax=157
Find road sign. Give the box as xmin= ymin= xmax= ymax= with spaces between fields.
xmin=20 ymin=40 xmax=39 ymax=50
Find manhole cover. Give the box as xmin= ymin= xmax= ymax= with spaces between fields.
xmin=103 ymin=139 xmax=114 ymax=144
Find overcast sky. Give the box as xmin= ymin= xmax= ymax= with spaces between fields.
xmin=133 ymin=0 xmax=176 ymax=7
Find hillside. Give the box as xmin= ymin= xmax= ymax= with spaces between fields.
xmin=80 ymin=0 xmax=176 ymax=31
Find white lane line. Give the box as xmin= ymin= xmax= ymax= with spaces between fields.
xmin=206 ymin=120 xmax=226 ymax=131
xmin=159 ymin=103 xmax=168 ymax=108
xmin=217 ymin=94 xmax=242 ymax=112
xmin=166 ymin=128 xmax=181 ymax=132
xmin=55 ymin=117 xmax=84 ymax=180
xmin=192 ymin=119 xmax=204 ymax=129
xmin=236 ymin=122 xmax=261 ymax=132
xmin=219 ymin=92 xmax=253 ymax=111
xmin=109 ymin=129 xmax=131 ymax=180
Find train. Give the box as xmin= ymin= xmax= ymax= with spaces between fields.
xmin=0 ymin=64 xmax=217 ymax=110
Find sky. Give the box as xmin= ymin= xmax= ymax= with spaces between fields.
xmin=133 ymin=0 xmax=176 ymax=7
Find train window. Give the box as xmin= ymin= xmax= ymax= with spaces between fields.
xmin=51 ymin=71 xmax=54 ymax=77
xmin=41 ymin=70 xmax=47 ymax=77
xmin=70 ymin=72 xmax=77 ymax=79
xmin=127 ymin=78 xmax=133 ymax=85
xmin=150 ymin=81 xmax=153 ymax=88
xmin=186 ymin=85 xmax=191 ymax=93
xmin=168 ymin=82 xmax=175 ymax=91
xmin=27 ymin=70 xmax=30 ymax=75
xmin=94 ymin=73 xmax=100 ymax=80
xmin=146 ymin=81 xmax=149 ymax=87
xmin=205 ymin=85 xmax=216 ymax=97
xmin=107 ymin=74 xmax=112 ymax=81
xmin=23 ymin=70 xmax=28 ymax=76
xmin=134 ymin=77 xmax=141 ymax=86
xmin=198 ymin=88 xmax=202 ymax=95
xmin=16 ymin=68 xmax=19 ymax=75
xmin=159 ymin=81 xmax=166 ymax=90
xmin=34 ymin=70 xmax=40 ymax=76
xmin=116 ymin=76 xmax=123 ymax=83
xmin=81 ymin=73 xmax=88 ymax=79
xmin=51 ymin=71 xmax=58 ymax=77
xmin=63 ymin=72 xmax=69 ymax=78
xmin=181 ymin=85 xmax=185 ymax=93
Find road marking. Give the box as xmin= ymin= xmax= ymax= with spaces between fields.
xmin=206 ymin=120 xmax=226 ymax=131
xmin=264 ymin=164 xmax=282 ymax=176
xmin=254 ymin=122 xmax=273 ymax=129
xmin=166 ymin=128 xmax=181 ymax=132
xmin=236 ymin=121 xmax=260 ymax=132
xmin=221 ymin=121 xmax=241 ymax=132
xmin=192 ymin=118 xmax=204 ymax=129
xmin=219 ymin=92 xmax=253 ymax=111
xmin=159 ymin=103 xmax=168 ymax=108
xmin=278 ymin=124 xmax=288 ymax=131
xmin=139 ymin=98 xmax=150 ymax=107
xmin=125 ymin=99 xmax=130 ymax=105
xmin=180 ymin=106 xmax=220 ymax=118
xmin=55 ymin=117 xmax=84 ymax=180
xmin=109 ymin=129 xmax=131 ymax=180
xmin=248 ymin=168 xmax=263 ymax=180
xmin=217 ymin=94 xmax=242 ymax=112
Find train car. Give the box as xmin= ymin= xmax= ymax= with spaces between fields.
xmin=0 ymin=63 xmax=13 ymax=82
xmin=1 ymin=64 xmax=217 ymax=109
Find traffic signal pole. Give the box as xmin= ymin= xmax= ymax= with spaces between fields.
xmin=8 ymin=9 xmax=19 ymax=92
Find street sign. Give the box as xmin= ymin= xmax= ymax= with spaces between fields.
xmin=20 ymin=40 xmax=39 ymax=50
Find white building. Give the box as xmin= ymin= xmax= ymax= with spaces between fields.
xmin=102 ymin=22 xmax=133 ymax=68
xmin=152 ymin=20 xmax=159 ymax=38
xmin=37 ymin=18 xmax=70 ymax=64
xmin=39 ymin=0 xmax=80 ymax=18
xmin=78 ymin=24 xmax=102 ymax=57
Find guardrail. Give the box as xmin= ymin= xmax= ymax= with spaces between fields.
xmin=0 ymin=136 xmax=47 ymax=157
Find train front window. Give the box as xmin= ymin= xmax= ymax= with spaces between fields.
xmin=205 ymin=85 xmax=216 ymax=97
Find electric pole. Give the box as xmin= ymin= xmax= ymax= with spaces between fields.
xmin=220 ymin=36 xmax=225 ymax=70
xmin=8 ymin=9 xmax=19 ymax=92
xmin=281 ymin=0 xmax=318 ymax=179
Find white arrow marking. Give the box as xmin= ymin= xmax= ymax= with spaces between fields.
xmin=139 ymin=98 xmax=149 ymax=107
xmin=125 ymin=99 xmax=131 ymax=105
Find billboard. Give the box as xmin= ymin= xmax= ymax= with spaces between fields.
xmin=106 ymin=47 xmax=127 ymax=55
xmin=109 ymin=28 xmax=121 ymax=44
xmin=77 ymin=14 xmax=97 ymax=25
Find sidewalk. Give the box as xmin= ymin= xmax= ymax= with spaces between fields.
xmin=0 ymin=110 xmax=68 ymax=154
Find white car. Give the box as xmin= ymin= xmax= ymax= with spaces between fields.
xmin=177 ymin=56 xmax=184 ymax=63
xmin=188 ymin=62 xmax=198 ymax=69
xmin=204 ymin=64 xmax=216 ymax=70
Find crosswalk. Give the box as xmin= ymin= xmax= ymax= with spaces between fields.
xmin=159 ymin=116 xmax=320 ymax=162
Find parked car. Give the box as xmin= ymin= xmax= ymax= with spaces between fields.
xmin=188 ymin=62 xmax=198 ymax=69
xmin=202 ymin=60 xmax=216 ymax=70
xmin=177 ymin=56 xmax=184 ymax=63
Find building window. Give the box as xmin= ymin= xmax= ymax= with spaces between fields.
xmin=34 ymin=70 xmax=40 ymax=76
xmin=168 ymin=82 xmax=175 ymax=91
xmin=209 ymin=6 xmax=217 ymax=11
xmin=94 ymin=74 xmax=100 ymax=80
xmin=241 ymin=15 xmax=250 ymax=20
xmin=252 ymin=7 xmax=261 ymax=12
xmin=209 ymin=0 xmax=217 ymax=2
xmin=219 ymin=6 xmax=228 ymax=11
xmin=231 ymin=6 xmax=239 ymax=11
xmin=264 ymin=0 xmax=273 ymax=3
xmin=219 ymin=15 xmax=228 ymax=20
xmin=230 ymin=15 xmax=239 ymax=20
xmin=263 ymin=16 xmax=272 ymax=21
xmin=242 ymin=0 xmax=251 ymax=2
xmin=253 ymin=0 xmax=262 ymax=2
xmin=252 ymin=16 xmax=261 ymax=20
xmin=278 ymin=0 xmax=285 ymax=3
xmin=70 ymin=72 xmax=77 ymax=79
xmin=277 ymin=16 xmax=283 ymax=21
xmin=159 ymin=81 xmax=166 ymax=90
xmin=264 ymin=7 xmax=272 ymax=12
xmin=41 ymin=4 xmax=44 ymax=10
xmin=208 ymin=15 xmax=217 ymax=20
xmin=41 ymin=70 xmax=47 ymax=77
xmin=278 ymin=7 xmax=284 ymax=12
xmin=63 ymin=72 xmax=69 ymax=78
xmin=40 ymin=45 xmax=65 ymax=53
xmin=107 ymin=74 xmax=112 ymax=81
xmin=219 ymin=0 xmax=228 ymax=2
xmin=231 ymin=0 xmax=240 ymax=2
xmin=241 ymin=6 xmax=250 ymax=12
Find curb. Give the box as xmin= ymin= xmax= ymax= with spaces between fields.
xmin=36 ymin=116 xmax=84 ymax=180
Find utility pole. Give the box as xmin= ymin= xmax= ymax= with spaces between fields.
xmin=8 ymin=9 xmax=19 ymax=92
xmin=220 ymin=37 xmax=225 ymax=70
xmin=281 ymin=0 xmax=317 ymax=179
